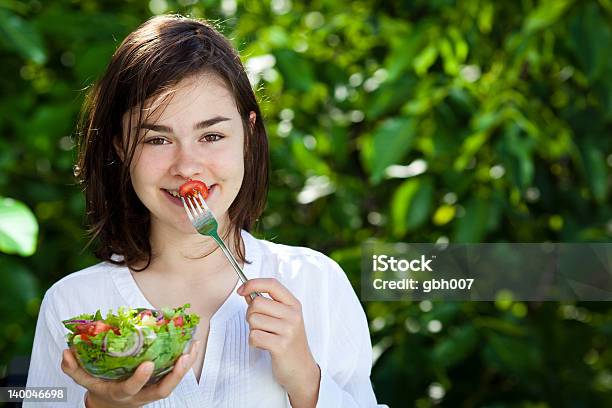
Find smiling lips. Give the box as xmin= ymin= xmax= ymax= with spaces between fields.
xmin=165 ymin=189 xmax=183 ymax=198
xmin=163 ymin=181 xmax=212 ymax=197
xmin=178 ymin=179 xmax=209 ymax=199
xmin=162 ymin=184 xmax=215 ymax=207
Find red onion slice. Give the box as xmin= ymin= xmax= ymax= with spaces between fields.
xmin=137 ymin=309 xmax=163 ymax=321
xmin=64 ymin=319 xmax=92 ymax=325
xmin=130 ymin=327 xmax=144 ymax=357
xmin=106 ymin=327 xmax=144 ymax=357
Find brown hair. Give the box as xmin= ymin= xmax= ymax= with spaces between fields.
xmin=74 ymin=14 xmax=269 ymax=271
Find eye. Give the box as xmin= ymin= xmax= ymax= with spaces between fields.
xmin=202 ymin=134 xmax=224 ymax=143
xmin=144 ymin=137 xmax=169 ymax=145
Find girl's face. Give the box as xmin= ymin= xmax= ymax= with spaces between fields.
xmin=121 ymin=73 xmax=245 ymax=233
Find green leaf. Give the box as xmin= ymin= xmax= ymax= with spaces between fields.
xmin=273 ymin=48 xmax=315 ymax=92
xmin=22 ymin=104 xmax=76 ymax=153
xmin=385 ymin=31 xmax=423 ymax=81
xmin=483 ymin=332 xmax=542 ymax=375
xmin=448 ymin=28 xmax=468 ymax=64
xmin=478 ymin=3 xmax=494 ymax=34
xmin=363 ymin=117 xmax=417 ymax=184
xmin=568 ymin=3 xmax=612 ymax=82
xmin=0 ymin=197 xmax=39 ymax=256
xmin=413 ymin=44 xmax=438 ymax=76
xmin=0 ymin=10 xmax=47 ymax=64
xmin=452 ymin=197 xmax=491 ymax=243
xmin=499 ymin=124 xmax=535 ymax=189
xmin=366 ymin=76 xmax=416 ymax=120
xmin=259 ymin=25 xmax=290 ymax=49
xmin=290 ymin=137 xmax=331 ymax=176
xmin=74 ymin=42 xmax=117 ymax=84
xmin=453 ymin=131 xmax=488 ymax=171
xmin=524 ymin=0 xmax=573 ymax=34
xmin=432 ymin=324 xmax=478 ymax=369
xmin=438 ymin=38 xmax=459 ymax=76
xmin=474 ymin=317 xmax=528 ymax=337
xmin=391 ymin=177 xmax=434 ymax=237
xmin=580 ymin=142 xmax=608 ymax=203
xmin=0 ymin=258 xmax=39 ymax=314
xmin=432 ymin=205 xmax=456 ymax=226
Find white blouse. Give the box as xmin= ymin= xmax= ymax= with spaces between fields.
xmin=24 ymin=230 xmax=385 ymax=407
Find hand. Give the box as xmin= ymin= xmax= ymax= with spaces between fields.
xmin=61 ymin=341 xmax=202 ymax=408
xmin=238 ymin=278 xmax=320 ymax=408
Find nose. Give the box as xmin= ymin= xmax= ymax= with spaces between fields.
xmin=169 ymin=143 xmax=204 ymax=179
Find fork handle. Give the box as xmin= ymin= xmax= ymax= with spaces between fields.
xmin=211 ymin=232 xmax=261 ymax=300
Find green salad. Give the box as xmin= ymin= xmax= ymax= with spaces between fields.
xmin=63 ymin=304 xmax=200 ymax=382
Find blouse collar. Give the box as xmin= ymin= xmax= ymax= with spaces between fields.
xmin=109 ymin=229 xmax=261 ymax=324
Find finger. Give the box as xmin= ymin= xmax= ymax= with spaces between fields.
xmin=248 ymin=329 xmax=280 ymax=351
xmin=246 ymin=312 xmax=286 ymax=335
xmin=62 ymin=347 xmax=154 ymax=401
xmin=139 ymin=341 xmax=201 ymax=402
xmin=246 ymin=295 xmax=292 ymax=320
xmin=113 ymin=361 xmax=155 ymax=399
xmin=238 ymin=278 xmax=299 ymax=306
xmin=60 ymin=349 xmax=99 ymax=390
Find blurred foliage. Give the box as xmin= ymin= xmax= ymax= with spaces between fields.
xmin=0 ymin=0 xmax=611 ymax=406
xmin=0 ymin=197 xmax=38 ymax=256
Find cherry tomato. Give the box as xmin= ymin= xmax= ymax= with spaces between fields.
xmin=76 ymin=321 xmax=120 ymax=337
xmin=78 ymin=333 xmax=92 ymax=344
xmin=179 ymin=179 xmax=208 ymax=199
xmin=173 ymin=316 xmax=184 ymax=327
xmin=138 ymin=310 xmax=153 ymax=319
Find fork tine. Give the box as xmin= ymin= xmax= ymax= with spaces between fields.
xmin=180 ymin=188 xmax=260 ymax=298
xmin=187 ymin=196 xmax=202 ymax=218
xmin=180 ymin=197 xmax=195 ymax=222
xmin=185 ymin=195 xmax=199 ymax=216
xmin=187 ymin=195 xmax=204 ymax=216
xmin=196 ymin=192 xmax=210 ymax=211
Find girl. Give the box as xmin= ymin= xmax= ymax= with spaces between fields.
xmin=25 ymin=15 xmax=383 ymax=408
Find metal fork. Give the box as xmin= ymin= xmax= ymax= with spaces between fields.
xmin=181 ymin=193 xmax=260 ymax=300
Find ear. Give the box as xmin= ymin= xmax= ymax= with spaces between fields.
xmin=248 ymin=111 xmax=256 ymax=130
xmin=113 ymin=136 xmax=124 ymax=162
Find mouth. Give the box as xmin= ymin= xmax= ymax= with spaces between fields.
xmin=161 ymin=184 xmax=216 ymax=207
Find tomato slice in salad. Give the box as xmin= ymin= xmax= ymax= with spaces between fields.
xmin=75 ymin=321 xmax=120 ymax=344
xmin=173 ymin=316 xmax=184 ymax=327
xmin=178 ymin=179 xmax=208 ymax=199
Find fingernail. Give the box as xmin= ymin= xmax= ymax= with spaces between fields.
xmin=63 ymin=351 xmax=74 ymax=369
xmin=62 ymin=358 xmax=72 ymax=371
xmin=181 ymin=355 xmax=191 ymax=369
xmin=237 ymin=285 xmax=244 ymax=294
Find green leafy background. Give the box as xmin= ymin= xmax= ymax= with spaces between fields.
xmin=0 ymin=1 xmax=611 ymax=407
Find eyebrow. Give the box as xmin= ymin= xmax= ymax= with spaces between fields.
xmin=137 ymin=116 xmax=231 ymax=132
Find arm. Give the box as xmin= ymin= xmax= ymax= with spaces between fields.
xmin=237 ymin=258 xmax=386 ymax=408
xmin=26 ymin=289 xmax=202 ymax=408
xmin=314 ymin=259 xmax=386 ymax=408
xmin=23 ymin=291 xmax=88 ymax=407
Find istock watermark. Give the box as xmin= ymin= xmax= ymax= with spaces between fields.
xmin=361 ymin=242 xmax=612 ymax=301
xmin=372 ymin=255 xmax=435 ymax=272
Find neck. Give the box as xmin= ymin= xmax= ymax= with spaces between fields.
xmin=135 ymin=217 xmax=243 ymax=281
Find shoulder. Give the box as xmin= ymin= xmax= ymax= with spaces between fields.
xmin=42 ymin=261 xmax=123 ymax=317
xmin=47 ymin=261 xmax=116 ymax=294
xmin=244 ymin=231 xmax=354 ymax=295
xmin=248 ymin=232 xmax=339 ymax=272
xmin=245 ymin=233 xmax=371 ymax=358
xmin=262 ymin=239 xmax=335 ymax=267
